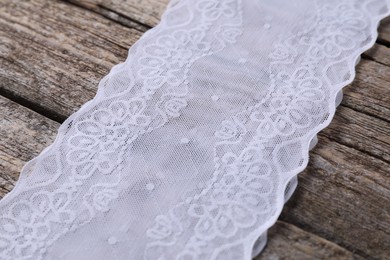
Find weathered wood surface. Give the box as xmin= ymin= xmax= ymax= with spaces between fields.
xmin=257 ymin=221 xmax=362 ymax=260
xmin=0 ymin=0 xmax=389 ymax=259
xmin=0 ymin=87 xmax=357 ymax=259
xmin=0 ymin=0 xmax=142 ymax=121
xmin=0 ymin=96 xmax=59 ymax=195
xmin=66 ymin=0 xmax=169 ymax=28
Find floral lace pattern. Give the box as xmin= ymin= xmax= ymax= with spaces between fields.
xmin=0 ymin=0 xmax=389 ymax=259
xmin=0 ymin=0 xmax=242 ymax=259
xmin=144 ymin=0 xmax=389 ymax=259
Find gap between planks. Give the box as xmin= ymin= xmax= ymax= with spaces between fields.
xmin=0 ymin=1 xmax=388 ymax=258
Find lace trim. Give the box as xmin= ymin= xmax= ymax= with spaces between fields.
xmin=0 ymin=0 xmax=243 ymax=259
xmin=144 ymin=0 xmax=390 ymax=259
xmin=0 ymin=0 xmax=389 ymax=259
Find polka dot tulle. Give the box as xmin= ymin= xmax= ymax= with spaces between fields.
xmin=0 ymin=0 xmax=388 ymax=259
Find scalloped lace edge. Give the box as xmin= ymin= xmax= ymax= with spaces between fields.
xmin=0 ymin=1 xmax=388 ymax=259
xmin=249 ymin=8 xmax=390 ymax=258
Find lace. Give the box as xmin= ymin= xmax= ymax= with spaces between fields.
xmin=0 ymin=0 xmax=389 ymax=259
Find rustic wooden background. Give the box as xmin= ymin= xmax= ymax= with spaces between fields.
xmin=0 ymin=0 xmax=389 ymax=259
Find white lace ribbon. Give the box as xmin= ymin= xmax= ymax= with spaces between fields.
xmin=0 ymin=0 xmax=389 ymax=259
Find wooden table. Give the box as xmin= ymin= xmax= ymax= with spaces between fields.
xmin=0 ymin=1 xmax=389 ymax=259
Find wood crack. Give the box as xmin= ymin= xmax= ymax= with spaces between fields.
xmin=61 ymin=0 xmax=152 ymax=33
xmin=361 ymin=52 xmax=389 ymax=67
xmin=340 ymin=102 xmax=390 ymax=124
xmin=320 ymin=129 xmax=390 ymax=165
xmin=377 ymin=37 xmax=390 ymax=48
xmin=0 ymin=86 xmax=67 ymax=123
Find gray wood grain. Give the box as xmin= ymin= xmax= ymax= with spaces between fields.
xmin=0 ymin=0 xmax=142 ymax=121
xmin=0 ymin=0 xmax=389 ymax=259
xmin=257 ymin=221 xmax=361 ymax=260
xmin=0 ymin=95 xmax=361 ymax=259
xmin=0 ymin=95 xmax=59 ymax=196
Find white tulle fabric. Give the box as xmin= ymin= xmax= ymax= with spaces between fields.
xmin=0 ymin=0 xmax=389 ymax=259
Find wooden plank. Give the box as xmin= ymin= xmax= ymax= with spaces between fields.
xmin=0 ymin=1 xmax=389 ymax=258
xmin=343 ymin=59 xmax=390 ymax=122
xmin=363 ymin=41 xmax=390 ymax=66
xmin=325 ymin=105 xmax=390 ymax=163
xmin=256 ymin=221 xmax=361 ymax=260
xmin=1 ymin=101 xmax=387 ymax=256
xmin=1 ymin=0 xmax=389 ymax=123
xmin=281 ymin=50 xmax=390 ymax=257
xmin=282 ymin=50 xmax=390 ymax=258
xmin=378 ymin=17 xmax=390 ymax=44
xmin=70 ymin=0 xmax=390 ymax=44
xmin=0 ymin=98 xmax=359 ymax=259
xmin=66 ymin=0 xmax=169 ymax=28
xmin=281 ymin=136 xmax=390 ymax=259
xmin=0 ymin=96 xmax=59 ymax=198
xmin=0 ymin=0 xmax=142 ymax=121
